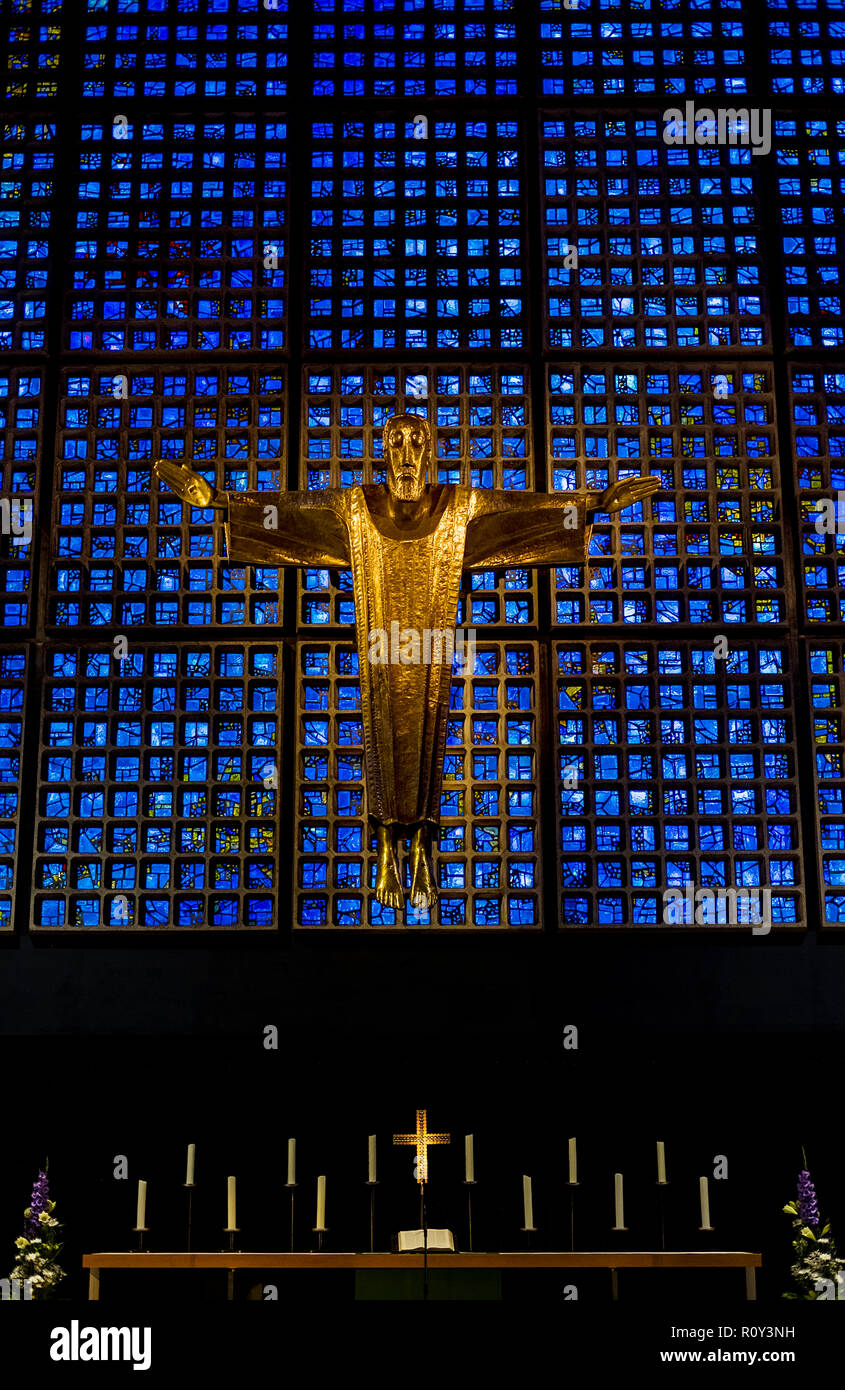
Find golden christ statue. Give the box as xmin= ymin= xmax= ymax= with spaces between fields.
xmin=155 ymin=414 xmax=659 ymax=914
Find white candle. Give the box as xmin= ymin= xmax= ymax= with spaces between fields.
xmin=614 ymin=1172 xmax=625 ymax=1228
xmin=568 ymin=1137 xmax=577 ymax=1184
xmin=316 ymin=1175 xmax=326 ymax=1230
xmin=699 ymin=1176 xmax=712 ymax=1229
xmin=465 ymin=1135 xmax=475 ymax=1183
xmin=287 ymin=1138 xmax=296 ymax=1186
xmin=522 ymin=1175 xmax=534 ymax=1229
xmin=135 ymin=1179 xmax=146 ymax=1229
xmin=186 ymin=1143 xmax=195 ymax=1186
xmin=227 ymin=1176 xmax=236 ymax=1230
xmin=657 ymin=1141 xmax=666 ymax=1185
xmin=368 ymin=1135 xmax=377 ymax=1183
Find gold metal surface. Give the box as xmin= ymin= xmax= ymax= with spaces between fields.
xmin=392 ymin=1109 xmax=451 ymax=1187
xmin=154 ymin=415 xmax=659 ymax=913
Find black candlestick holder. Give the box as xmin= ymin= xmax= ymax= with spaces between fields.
xmin=656 ymin=1181 xmax=669 ymax=1251
xmin=462 ymin=1179 xmax=476 ymax=1252
xmin=312 ymin=1227 xmax=328 ymax=1253
xmin=183 ymin=1183 xmax=195 ymax=1253
xmin=567 ymin=1181 xmax=580 ymax=1251
xmin=365 ymin=1180 xmax=379 ymax=1253
xmin=223 ymin=1228 xmax=239 ymax=1301
xmin=520 ymin=1223 xmax=537 ymax=1252
xmin=132 ymin=1226 xmax=148 ymax=1253
xmin=284 ymin=1181 xmax=297 ymax=1253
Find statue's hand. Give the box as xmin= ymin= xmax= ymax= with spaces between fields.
xmin=593 ymin=476 xmax=662 ymax=515
xmin=154 ymin=460 xmax=223 ymax=509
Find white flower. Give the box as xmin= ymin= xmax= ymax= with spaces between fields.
xmin=14 ymin=1237 xmax=28 ymax=1250
xmin=38 ymin=1211 xmax=50 ymax=1225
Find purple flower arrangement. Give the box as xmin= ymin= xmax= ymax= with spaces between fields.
xmin=25 ymin=1169 xmax=51 ymax=1237
xmin=783 ymin=1160 xmax=842 ymax=1300
xmin=796 ymin=1169 xmax=820 ymax=1229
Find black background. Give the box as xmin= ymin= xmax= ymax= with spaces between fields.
xmin=2 ymin=930 xmax=844 ymax=1302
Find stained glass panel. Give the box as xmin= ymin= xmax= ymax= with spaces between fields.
xmin=81 ymin=0 xmax=289 ymax=100
xmin=547 ymin=363 xmax=784 ymax=628
xmin=50 ymin=364 xmax=285 ymax=630
xmin=0 ymin=647 xmax=27 ymax=931
xmin=33 ymin=642 xmax=280 ymax=929
xmin=539 ymin=0 xmax=749 ymax=98
xmin=541 ymin=113 xmax=766 ymax=351
xmin=295 ymin=640 xmax=541 ymax=929
xmin=555 ymin=640 xmax=802 ymax=929
xmin=0 ymin=367 xmax=41 ymax=628
xmin=67 ymin=114 xmax=287 ymax=353
xmin=0 ymin=116 xmax=55 ymax=352
xmin=307 ymin=115 xmax=523 ymax=350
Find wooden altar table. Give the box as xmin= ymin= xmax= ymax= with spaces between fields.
xmin=83 ymin=1249 xmax=760 ymax=1301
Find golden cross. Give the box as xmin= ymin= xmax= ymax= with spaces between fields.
xmin=393 ymin=1109 xmax=450 ymax=1187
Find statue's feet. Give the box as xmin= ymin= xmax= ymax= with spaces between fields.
xmin=375 ymin=846 xmax=404 ymax=911
xmin=409 ymin=847 xmax=438 ymax=911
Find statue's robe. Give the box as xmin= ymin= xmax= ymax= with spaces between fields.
xmin=225 ymin=485 xmax=591 ymax=829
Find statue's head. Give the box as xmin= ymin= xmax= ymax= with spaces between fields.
xmin=382 ymin=413 xmax=430 ymax=502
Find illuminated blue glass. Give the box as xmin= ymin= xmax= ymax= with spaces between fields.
xmin=0 ymin=370 xmax=40 ymax=626
xmin=297 ymin=643 xmax=540 ymax=930
xmin=81 ymin=0 xmax=288 ymax=99
xmin=0 ymin=651 xmax=26 ymax=930
xmin=68 ymin=117 xmax=287 ymax=351
xmin=556 ymin=643 xmax=800 ymax=928
xmin=776 ymin=118 xmax=845 ymax=349
xmin=52 ymin=366 xmax=283 ymax=628
xmin=4 ymin=0 xmax=63 ymax=102
xmin=0 ymin=119 xmax=54 ymax=350
xmin=549 ymin=364 xmax=781 ymax=626
xmin=542 ymin=115 xmax=764 ymax=351
xmin=308 ymin=118 xmax=522 ymax=350
xmin=311 ymin=0 xmax=516 ymax=98
xmin=34 ymin=644 xmax=278 ymax=930
xmin=540 ymin=0 xmax=747 ymax=98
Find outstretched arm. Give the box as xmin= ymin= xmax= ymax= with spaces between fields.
xmin=153 ymin=461 xmax=350 ymax=568
xmin=463 ymin=476 xmax=661 ymax=571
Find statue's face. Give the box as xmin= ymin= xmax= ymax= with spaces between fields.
xmin=384 ymin=418 xmax=428 ymax=501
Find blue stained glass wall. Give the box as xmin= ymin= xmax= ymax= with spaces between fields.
xmin=539 ymin=0 xmax=749 ymax=98
xmin=0 ymin=648 xmax=27 ymax=931
xmin=67 ymin=115 xmax=287 ymax=354
xmin=776 ymin=116 xmax=845 ymax=350
xmin=35 ymin=643 xmax=280 ymax=929
xmin=0 ymin=367 xmax=41 ymax=628
xmin=766 ymin=0 xmax=845 ymax=97
xmin=793 ymin=363 xmax=845 ymax=627
xmin=307 ymin=116 xmax=523 ymax=350
xmin=2 ymin=0 xmax=844 ymax=931
xmin=50 ymin=365 xmax=285 ymax=631
xmin=296 ymin=640 xmax=542 ymax=930
xmin=541 ymin=114 xmax=765 ymax=351
xmin=310 ymin=0 xmax=518 ymax=98
xmin=0 ymin=116 xmax=54 ymax=352
xmin=4 ymin=0 xmax=63 ymax=103
xmin=808 ymin=640 xmax=845 ymax=926
xmin=547 ymin=363 xmax=783 ymax=628
xmin=555 ymin=641 xmax=802 ymax=928
xmin=81 ymin=0 xmax=289 ymax=100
